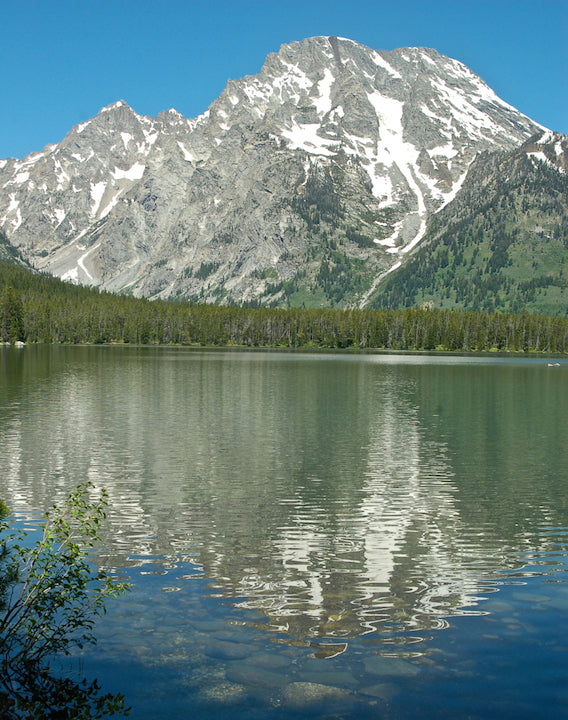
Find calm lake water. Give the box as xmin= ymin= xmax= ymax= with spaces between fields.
xmin=1 ymin=345 xmax=567 ymax=719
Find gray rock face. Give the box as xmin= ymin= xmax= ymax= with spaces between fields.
xmin=0 ymin=36 xmax=544 ymax=306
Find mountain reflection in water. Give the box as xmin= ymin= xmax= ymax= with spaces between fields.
xmin=1 ymin=346 xmax=566 ymax=648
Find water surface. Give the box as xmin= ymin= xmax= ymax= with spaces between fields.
xmin=1 ymin=346 xmax=567 ymax=718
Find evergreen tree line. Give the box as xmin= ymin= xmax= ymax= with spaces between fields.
xmin=1 ymin=260 xmax=567 ymax=353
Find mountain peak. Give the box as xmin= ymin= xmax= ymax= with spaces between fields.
xmin=102 ymin=100 xmax=127 ymax=110
xmin=96 ymin=100 xmax=136 ymax=116
xmin=0 ymin=37 xmax=554 ymax=309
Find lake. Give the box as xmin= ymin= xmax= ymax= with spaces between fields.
xmin=1 ymin=345 xmax=567 ymax=719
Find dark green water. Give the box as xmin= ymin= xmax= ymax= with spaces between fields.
xmin=1 ymin=346 xmax=567 ymax=718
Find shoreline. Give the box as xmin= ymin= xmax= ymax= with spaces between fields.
xmin=2 ymin=342 xmax=566 ymax=360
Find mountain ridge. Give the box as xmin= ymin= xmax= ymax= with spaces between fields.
xmin=0 ymin=36 xmax=554 ymax=308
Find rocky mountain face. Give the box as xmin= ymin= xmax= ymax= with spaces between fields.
xmin=0 ymin=36 xmax=546 ymax=307
xmin=369 ymin=130 xmax=568 ymax=315
xmin=0 ymin=229 xmax=20 ymax=264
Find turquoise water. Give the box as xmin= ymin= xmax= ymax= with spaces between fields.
xmin=1 ymin=346 xmax=567 ymax=718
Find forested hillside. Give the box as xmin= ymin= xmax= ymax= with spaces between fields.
xmin=369 ymin=134 xmax=568 ymax=315
xmin=2 ymin=258 xmax=567 ymax=353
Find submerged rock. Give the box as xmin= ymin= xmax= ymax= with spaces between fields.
xmin=300 ymin=669 xmax=358 ymax=689
xmin=245 ymin=652 xmax=293 ymax=670
xmin=204 ymin=640 xmax=254 ymax=660
xmin=363 ymin=656 xmax=420 ymax=677
xmin=359 ymin=682 xmax=399 ymax=701
xmin=282 ymin=681 xmax=351 ymax=708
xmin=225 ymin=663 xmax=289 ymax=689
xmin=198 ymin=681 xmax=247 ymax=705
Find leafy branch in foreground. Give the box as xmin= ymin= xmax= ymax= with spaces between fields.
xmin=0 ymin=484 xmax=130 ymax=718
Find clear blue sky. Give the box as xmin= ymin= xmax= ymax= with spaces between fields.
xmin=1 ymin=0 xmax=566 ymax=160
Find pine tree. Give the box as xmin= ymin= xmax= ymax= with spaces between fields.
xmin=0 ymin=286 xmax=25 ymax=343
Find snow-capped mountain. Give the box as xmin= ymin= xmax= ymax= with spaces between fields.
xmin=0 ymin=36 xmax=545 ymax=306
xmin=368 ymin=129 xmax=568 ymax=314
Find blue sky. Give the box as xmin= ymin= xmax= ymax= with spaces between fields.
xmin=1 ymin=0 xmax=566 ymax=160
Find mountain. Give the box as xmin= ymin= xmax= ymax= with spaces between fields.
xmin=0 ymin=228 xmax=27 ymax=266
xmin=369 ymin=130 xmax=568 ymax=315
xmin=0 ymin=36 xmax=547 ymax=307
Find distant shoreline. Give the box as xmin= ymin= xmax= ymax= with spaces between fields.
xmin=2 ymin=342 xmax=566 ymax=360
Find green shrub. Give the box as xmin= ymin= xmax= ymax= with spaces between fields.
xmin=0 ymin=483 xmax=130 ymax=718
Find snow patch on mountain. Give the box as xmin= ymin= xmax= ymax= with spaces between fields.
xmin=371 ymin=50 xmax=402 ymax=79
xmin=52 ymin=208 xmax=66 ymax=227
xmin=537 ymin=130 xmax=554 ymax=144
xmin=177 ymin=142 xmax=194 ymax=161
xmin=0 ymin=194 xmax=21 ymax=231
xmin=527 ymin=149 xmax=566 ymax=174
xmin=111 ymin=163 xmax=145 ymax=181
xmin=13 ymin=171 xmax=30 ymax=185
xmin=281 ymin=122 xmax=337 ymax=156
xmin=100 ymin=191 xmax=123 ymax=218
xmin=77 ymin=243 xmax=100 ymax=279
xmin=90 ymin=182 xmax=106 ymax=216
xmin=313 ymin=69 xmax=334 ymax=116
xmin=61 ymin=267 xmax=79 ymax=283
